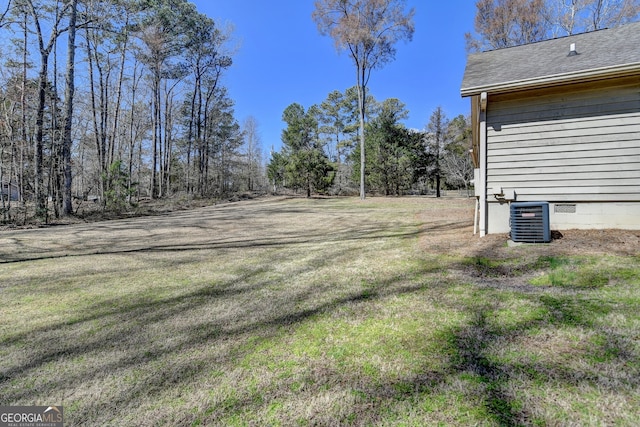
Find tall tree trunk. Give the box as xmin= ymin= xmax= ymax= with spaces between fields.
xmin=127 ymin=61 xmax=139 ymax=203
xmin=151 ymin=73 xmax=160 ymax=199
xmin=19 ymin=11 xmax=27 ymax=207
xmin=34 ymin=50 xmax=49 ymax=219
xmin=185 ymin=72 xmax=198 ymax=194
xmin=0 ymin=149 xmax=6 ymax=221
xmin=50 ymin=1 xmax=61 ymax=218
xmin=85 ymin=31 xmax=104 ymax=201
xmin=201 ymin=106 xmax=209 ymax=196
xmin=162 ymin=82 xmax=178 ymax=197
xmin=62 ymin=0 xmax=77 ymax=215
xmin=357 ymin=62 xmax=366 ymax=200
xmin=8 ymin=103 xmax=17 ymax=221
xmin=24 ymin=0 xmax=58 ymax=220
xmin=196 ymin=80 xmax=205 ymax=195
xmin=108 ymin=17 xmax=129 ymax=174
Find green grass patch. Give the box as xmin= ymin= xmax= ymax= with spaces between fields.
xmin=531 ymin=255 xmax=640 ymax=292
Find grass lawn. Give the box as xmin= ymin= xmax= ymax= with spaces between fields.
xmin=1 ymin=197 xmax=638 ymax=426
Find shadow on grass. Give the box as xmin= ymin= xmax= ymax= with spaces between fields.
xmin=0 ymin=223 xmax=424 ymax=266
xmin=389 ymin=237 xmax=640 ymax=426
xmin=0 ymin=219 xmax=441 ymax=425
xmin=0 ymin=196 xmax=466 ymax=265
xmin=365 ymin=288 xmax=638 ymax=426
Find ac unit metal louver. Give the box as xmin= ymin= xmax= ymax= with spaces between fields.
xmin=510 ymin=202 xmax=550 ymax=243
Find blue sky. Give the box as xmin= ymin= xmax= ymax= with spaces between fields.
xmin=192 ymin=1 xmax=476 ymax=153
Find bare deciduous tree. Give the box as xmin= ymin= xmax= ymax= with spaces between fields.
xmin=468 ymin=0 xmax=640 ymax=51
xmin=0 ymin=0 xmax=12 ymax=27
xmin=24 ymin=0 xmax=71 ymax=219
xmin=443 ymin=115 xmax=474 ymax=196
xmin=588 ymin=0 xmax=640 ymax=30
xmin=546 ymin=0 xmax=586 ymax=35
xmin=313 ymin=0 xmax=414 ymax=199
xmin=467 ymin=0 xmax=548 ymax=51
xmin=242 ymin=116 xmax=262 ymax=192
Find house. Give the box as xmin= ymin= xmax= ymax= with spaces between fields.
xmin=461 ymin=22 xmax=640 ymax=236
xmin=1 ymin=179 xmax=20 ymax=202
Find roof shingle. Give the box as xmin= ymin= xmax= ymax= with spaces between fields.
xmin=461 ymin=21 xmax=640 ymax=96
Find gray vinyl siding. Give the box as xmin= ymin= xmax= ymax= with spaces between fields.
xmin=486 ymin=81 xmax=640 ymax=202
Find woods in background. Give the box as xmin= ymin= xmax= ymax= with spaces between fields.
xmin=467 ymin=0 xmax=640 ymax=51
xmin=0 ymin=0 xmax=265 ymax=223
xmin=268 ymin=88 xmax=474 ymax=198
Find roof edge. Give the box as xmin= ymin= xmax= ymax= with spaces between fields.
xmin=460 ymin=62 xmax=640 ymax=97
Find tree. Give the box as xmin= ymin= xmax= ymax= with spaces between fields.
xmin=103 ymin=159 xmax=134 ymax=212
xmin=313 ymin=0 xmax=414 ymax=199
xmin=319 ymin=87 xmax=369 ymax=194
xmin=0 ymin=0 xmax=12 ymax=28
xmin=61 ymin=0 xmax=77 ymax=215
xmin=279 ymin=103 xmax=334 ymax=197
xmin=209 ymin=92 xmax=243 ymax=197
xmin=545 ymin=0 xmax=586 ymax=35
xmin=443 ymin=114 xmax=474 ymax=196
xmin=137 ymin=0 xmax=199 ymax=198
xmin=267 ymin=150 xmax=287 ymax=193
xmin=425 ymin=107 xmax=450 ymax=198
xmin=586 ymin=0 xmax=640 ymax=30
xmin=182 ymin=14 xmax=233 ymax=195
xmin=354 ymin=98 xmax=416 ymax=195
xmin=341 ymin=85 xmax=377 ymax=156
xmin=23 ymin=0 xmax=72 ymax=219
xmin=2 ymin=1 xmax=35 ymax=222
xmin=241 ymin=116 xmax=263 ymax=192
xmin=82 ymin=0 xmax=144 ymax=207
xmin=0 ymin=0 xmax=246 ymax=225
xmin=468 ymin=0 xmax=640 ymax=51
xmin=466 ymin=0 xmax=548 ymax=51
xmin=318 ymin=90 xmax=348 ymax=163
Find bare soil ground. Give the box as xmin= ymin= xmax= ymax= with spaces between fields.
xmin=416 ymin=198 xmax=640 ymax=257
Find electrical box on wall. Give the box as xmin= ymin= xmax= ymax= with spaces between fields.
xmin=502 ymin=189 xmax=516 ymax=201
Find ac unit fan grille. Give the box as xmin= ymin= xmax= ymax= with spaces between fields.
xmin=510 ymin=202 xmax=550 ymax=243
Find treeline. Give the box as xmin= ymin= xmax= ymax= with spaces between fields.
xmin=268 ymin=88 xmax=473 ymax=197
xmin=0 ymin=0 xmax=265 ymax=223
xmin=467 ymin=0 xmax=640 ymax=51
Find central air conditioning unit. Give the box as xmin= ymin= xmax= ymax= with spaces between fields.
xmin=510 ymin=202 xmax=550 ymax=243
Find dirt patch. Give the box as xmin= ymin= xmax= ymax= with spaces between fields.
xmin=481 ymin=229 xmax=640 ymax=257
xmin=417 ymin=198 xmax=640 ymax=259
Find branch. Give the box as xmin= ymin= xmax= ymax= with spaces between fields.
xmin=0 ymin=0 xmax=12 ymax=28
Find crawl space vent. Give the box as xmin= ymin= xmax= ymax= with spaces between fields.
xmin=510 ymin=202 xmax=550 ymax=243
xmin=555 ymin=204 xmax=576 ymax=214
